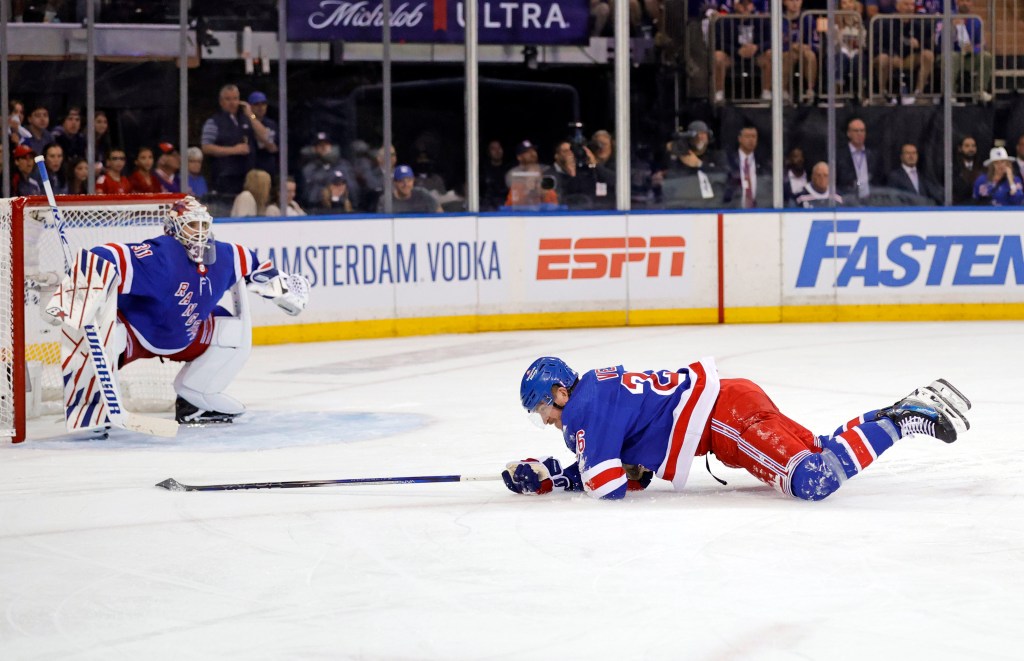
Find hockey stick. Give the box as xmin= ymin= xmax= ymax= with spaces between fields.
xmin=156 ymin=474 xmax=501 ymax=492
xmin=34 ymin=156 xmax=178 ymax=438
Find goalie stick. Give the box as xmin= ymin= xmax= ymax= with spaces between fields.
xmin=156 ymin=474 xmax=501 ymax=492
xmin=34 ymin=156 xmax=178 ymax=438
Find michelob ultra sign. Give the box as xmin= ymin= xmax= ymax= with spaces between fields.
xmin=287 ymin=0 xmax=590 ymax=44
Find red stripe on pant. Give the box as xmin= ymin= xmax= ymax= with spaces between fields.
xmin=703 ymin=378 xmax=819 ymax=493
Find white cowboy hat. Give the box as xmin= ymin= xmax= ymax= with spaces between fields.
xmin=983 ymin=146 xmax=1013 ymax=166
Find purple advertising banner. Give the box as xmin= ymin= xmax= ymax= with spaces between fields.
xmin=287 ymin=0 xmax=590 ymax=45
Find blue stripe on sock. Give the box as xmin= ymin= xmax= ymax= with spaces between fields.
xmin=858 ymin=418 xmax=899 ymax=454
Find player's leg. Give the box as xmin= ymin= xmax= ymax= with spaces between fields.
xmin=172 ymin=280 xmax=253 ymax=423
xmin=707 ymin=378 xmax=823 ymax=497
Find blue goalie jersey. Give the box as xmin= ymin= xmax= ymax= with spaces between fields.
xmin=91 ymin=235 xmax=277 ymax=354
xmin=560 ymin=358 xmax=721 ymax=499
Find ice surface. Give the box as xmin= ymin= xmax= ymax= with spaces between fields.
xmin=2 ymin=321 xmax=1022 ymax=660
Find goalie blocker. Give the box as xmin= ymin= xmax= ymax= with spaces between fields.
xmin=46 ymin=196 xmax=309 ymax=431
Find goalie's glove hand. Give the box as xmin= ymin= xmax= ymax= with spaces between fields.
xmin=249 ymin=272 xmax=310 ymax=316
xmin=502 ymin=456 xmax=583 ymax=495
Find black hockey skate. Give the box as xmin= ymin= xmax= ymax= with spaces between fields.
xmin=175 ymin=396 xmax=241 ymax=425
xmin=879 ymin=379 xmax=971 ymax=444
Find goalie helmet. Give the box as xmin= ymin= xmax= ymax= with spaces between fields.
xmin=520 ymin=356 xmax=578 ymax=413
xmin=165 ymin=196 xmax=214 ymax=265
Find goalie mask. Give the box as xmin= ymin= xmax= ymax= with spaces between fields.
xmin=166 ymin=196 xmax=216 ymax=266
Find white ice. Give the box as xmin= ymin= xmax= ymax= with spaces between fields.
xmin=1 ymin=321 xmax=1022 ymax=660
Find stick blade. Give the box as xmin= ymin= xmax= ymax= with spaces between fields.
xmin=155 ymin=478 xmax=189 ymax=491
xmin=123 ymin=413 xmax=179 ymax=437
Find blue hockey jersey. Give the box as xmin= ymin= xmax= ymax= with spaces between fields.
xmin=560 ymin=358 xmax=721 ymax=500
xmin=91 ymin=235 xmax=277 ymax=354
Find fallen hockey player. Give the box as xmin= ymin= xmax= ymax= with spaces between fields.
xmin=504 ymin=356 xmax=971 ymax=500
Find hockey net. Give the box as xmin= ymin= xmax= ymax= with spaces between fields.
xmin=2 ymin=194 xmax=186 ymax=443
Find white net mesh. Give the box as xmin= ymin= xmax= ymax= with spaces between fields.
xmin=20 ymin=196 xmax=184 ymax=418
xmin=1 ymin=199 xmax=15 ymax=439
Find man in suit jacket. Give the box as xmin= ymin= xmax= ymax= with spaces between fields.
xmin=887 ymin=143 xmax=943 ymax=205
xmin=723 ymin=125 xmax=769 ymax=208
xmin=836 ymin=117 xmax=883 ymax=204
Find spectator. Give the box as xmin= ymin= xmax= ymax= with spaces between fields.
xmin=186 ymin=146 xmax=209 ymax=198
xmin=7 ymin=99 xmax=32 ymax=149
xmin=953 ymin=136 xmax=985 ymax=205
xmin=377 ymin=165 xmax=442 ymax=214
xmin=783 ymin=147 xmax=808 ymax=204
xmin=95 ymin=148 xmax=133 ymax=194
xmin=201 ymin=84 xmax=270 ymax=195
xmin=247 ymin=90 xmax=280 ymax=175
xmin=11 ymin=144 xmax=42 ymax=196
xmin=590 ymin=130 xmax=615 ymax=171
xmin=713 ymin=0 xmax=771 ymax=103
xmin=92 ymin=110 xmax=112 ymax=175
xmin=665 ymin=120 xmax=724 ymax=175
xmin=782 ymin=0 xmax=817 ymax=103
xmin=865 ymin=0 xmax=897 ymax=18
xmin=505 ymin=140 xmax=559 ymax=208
xmin=231 ymin=169 xmax=272 ymax=217
xmin=267 ymin=177 xmax=307 ymax=216
xmin=945 ymin=0 xmax=992 ymax=102
xmin=887 ymin=143 xmax=942 ymax=205
xmin=552 ymin=140 xmax=610 ymax=209
xmin=836 ymin=117 xmax=882 ymax=203
xmin=52 ymin=106 xmax=85 ymax=161
xmin=128 ymin=146 xmax=164 ymax=194
xmin=66 ymin=157 xmax=90 ymax=195
xmin=591 ymin=0 xmax=611 ymax=36
xmin=301 ymin=132 xmax=360 ymax=210
xmin=42 ymin=142 xmax=67 ymax=195
xmin=835 ymin=0 xmax=867 ymax=97
xmin=154 ymin=142 xmax=182 ymax=193
xmin=724 ymin=125 xmax=766 ymax=208
xmin=795 ymin=162 xmax=844 ymax=207
xmin=481 ymin=139 xmax=510 ymax=211
xmin=1012 ymin=134 xmax=1024 ymax=183
xmin=973 ymin=147 xmax=1024 ymax=206
xmin=319 ymin=170 xmax=354 ymax=213
xmin=357 ymin=144 xmax=397 ymax=212
xmin=24 ymin=104 xmax=53 ymax=154
xmin=872 ymin=0 xmax=935 ymax=104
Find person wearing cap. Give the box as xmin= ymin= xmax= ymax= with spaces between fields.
xmin=52 ymin=106 xmax=85 ymax=162
xmin=301 ymin=131 xmax=360 ymax=211
xmin=247 ymin=91 xmax=279 ymax=175
xmin=377 ymin=165 xmax=442 ymax=214
xmin=504 ymin=139 xmax=559 ymax=207
xmin=973 ymin=147 xmax=1024 ymax=206
xmin=154 ymin=142 xmax=182 ymax=193
xmin=200 ymin=84 xmax=271 ymax=195
xmin=11 ymin=144 xmax=43 ymax=196
xmin=186 ymin=146 xmax=209 ymax=198
xmin=319 ymin=169 xmax=354 ymax=213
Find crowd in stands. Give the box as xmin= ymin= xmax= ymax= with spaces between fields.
xmin=7 ymin=79 xmax=1024 ymax=214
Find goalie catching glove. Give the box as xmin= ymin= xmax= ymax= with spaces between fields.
xmin=502 ymin=457 xmax=583 ymax=495
xmin=247 ymin=272 xmax=310 ymax=316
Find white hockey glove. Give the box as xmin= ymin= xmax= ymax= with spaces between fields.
xmin=25 ymin=271 xmax=63 ymax=326
xmin=44 ymin=250 xmax=119 ymax=330
xmin=248 ymin=272 xmax=310 ymax=316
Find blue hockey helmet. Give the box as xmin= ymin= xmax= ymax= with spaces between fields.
xmin=520 ymin=357 xmax=578 ymax=413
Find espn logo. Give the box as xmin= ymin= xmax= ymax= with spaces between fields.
xmin=536 ymin=236 xmax=685 ymax=280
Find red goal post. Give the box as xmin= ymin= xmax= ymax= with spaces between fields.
xmin=2 ymin=193 xmax=187 ymax=443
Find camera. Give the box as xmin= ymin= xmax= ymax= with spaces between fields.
xmin=568 ymin=121 xmax=590 ymax=167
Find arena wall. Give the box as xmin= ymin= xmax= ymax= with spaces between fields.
xmin=214 ymin=208 xmax=1024 ymax=345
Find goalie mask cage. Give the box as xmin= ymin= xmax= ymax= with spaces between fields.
xmin=1 ymin=194 xmax=186 ymax=443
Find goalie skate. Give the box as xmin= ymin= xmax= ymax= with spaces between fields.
xmin=880 ymin=379 xmax=971 ymax=444
xmin=174 ymin=396 xmax=241 ymax=425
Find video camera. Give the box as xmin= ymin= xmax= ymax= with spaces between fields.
xmin=670 ymin=120 xmax=715 ymax=157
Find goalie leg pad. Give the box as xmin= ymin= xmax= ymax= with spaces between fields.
xmin=173 ymin=315 xmax=251 ymax=417
xmin=59 ymin=293 xmax=121 ymax=432
xmin=47 ymin=249 xmax=119 ymax=329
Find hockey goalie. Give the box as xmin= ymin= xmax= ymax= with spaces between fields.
xmin=45 ymin=195 xmax=309 ymax=431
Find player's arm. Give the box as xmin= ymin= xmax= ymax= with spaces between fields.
xmin=237 ymin=249 xmax=309 ymax=316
